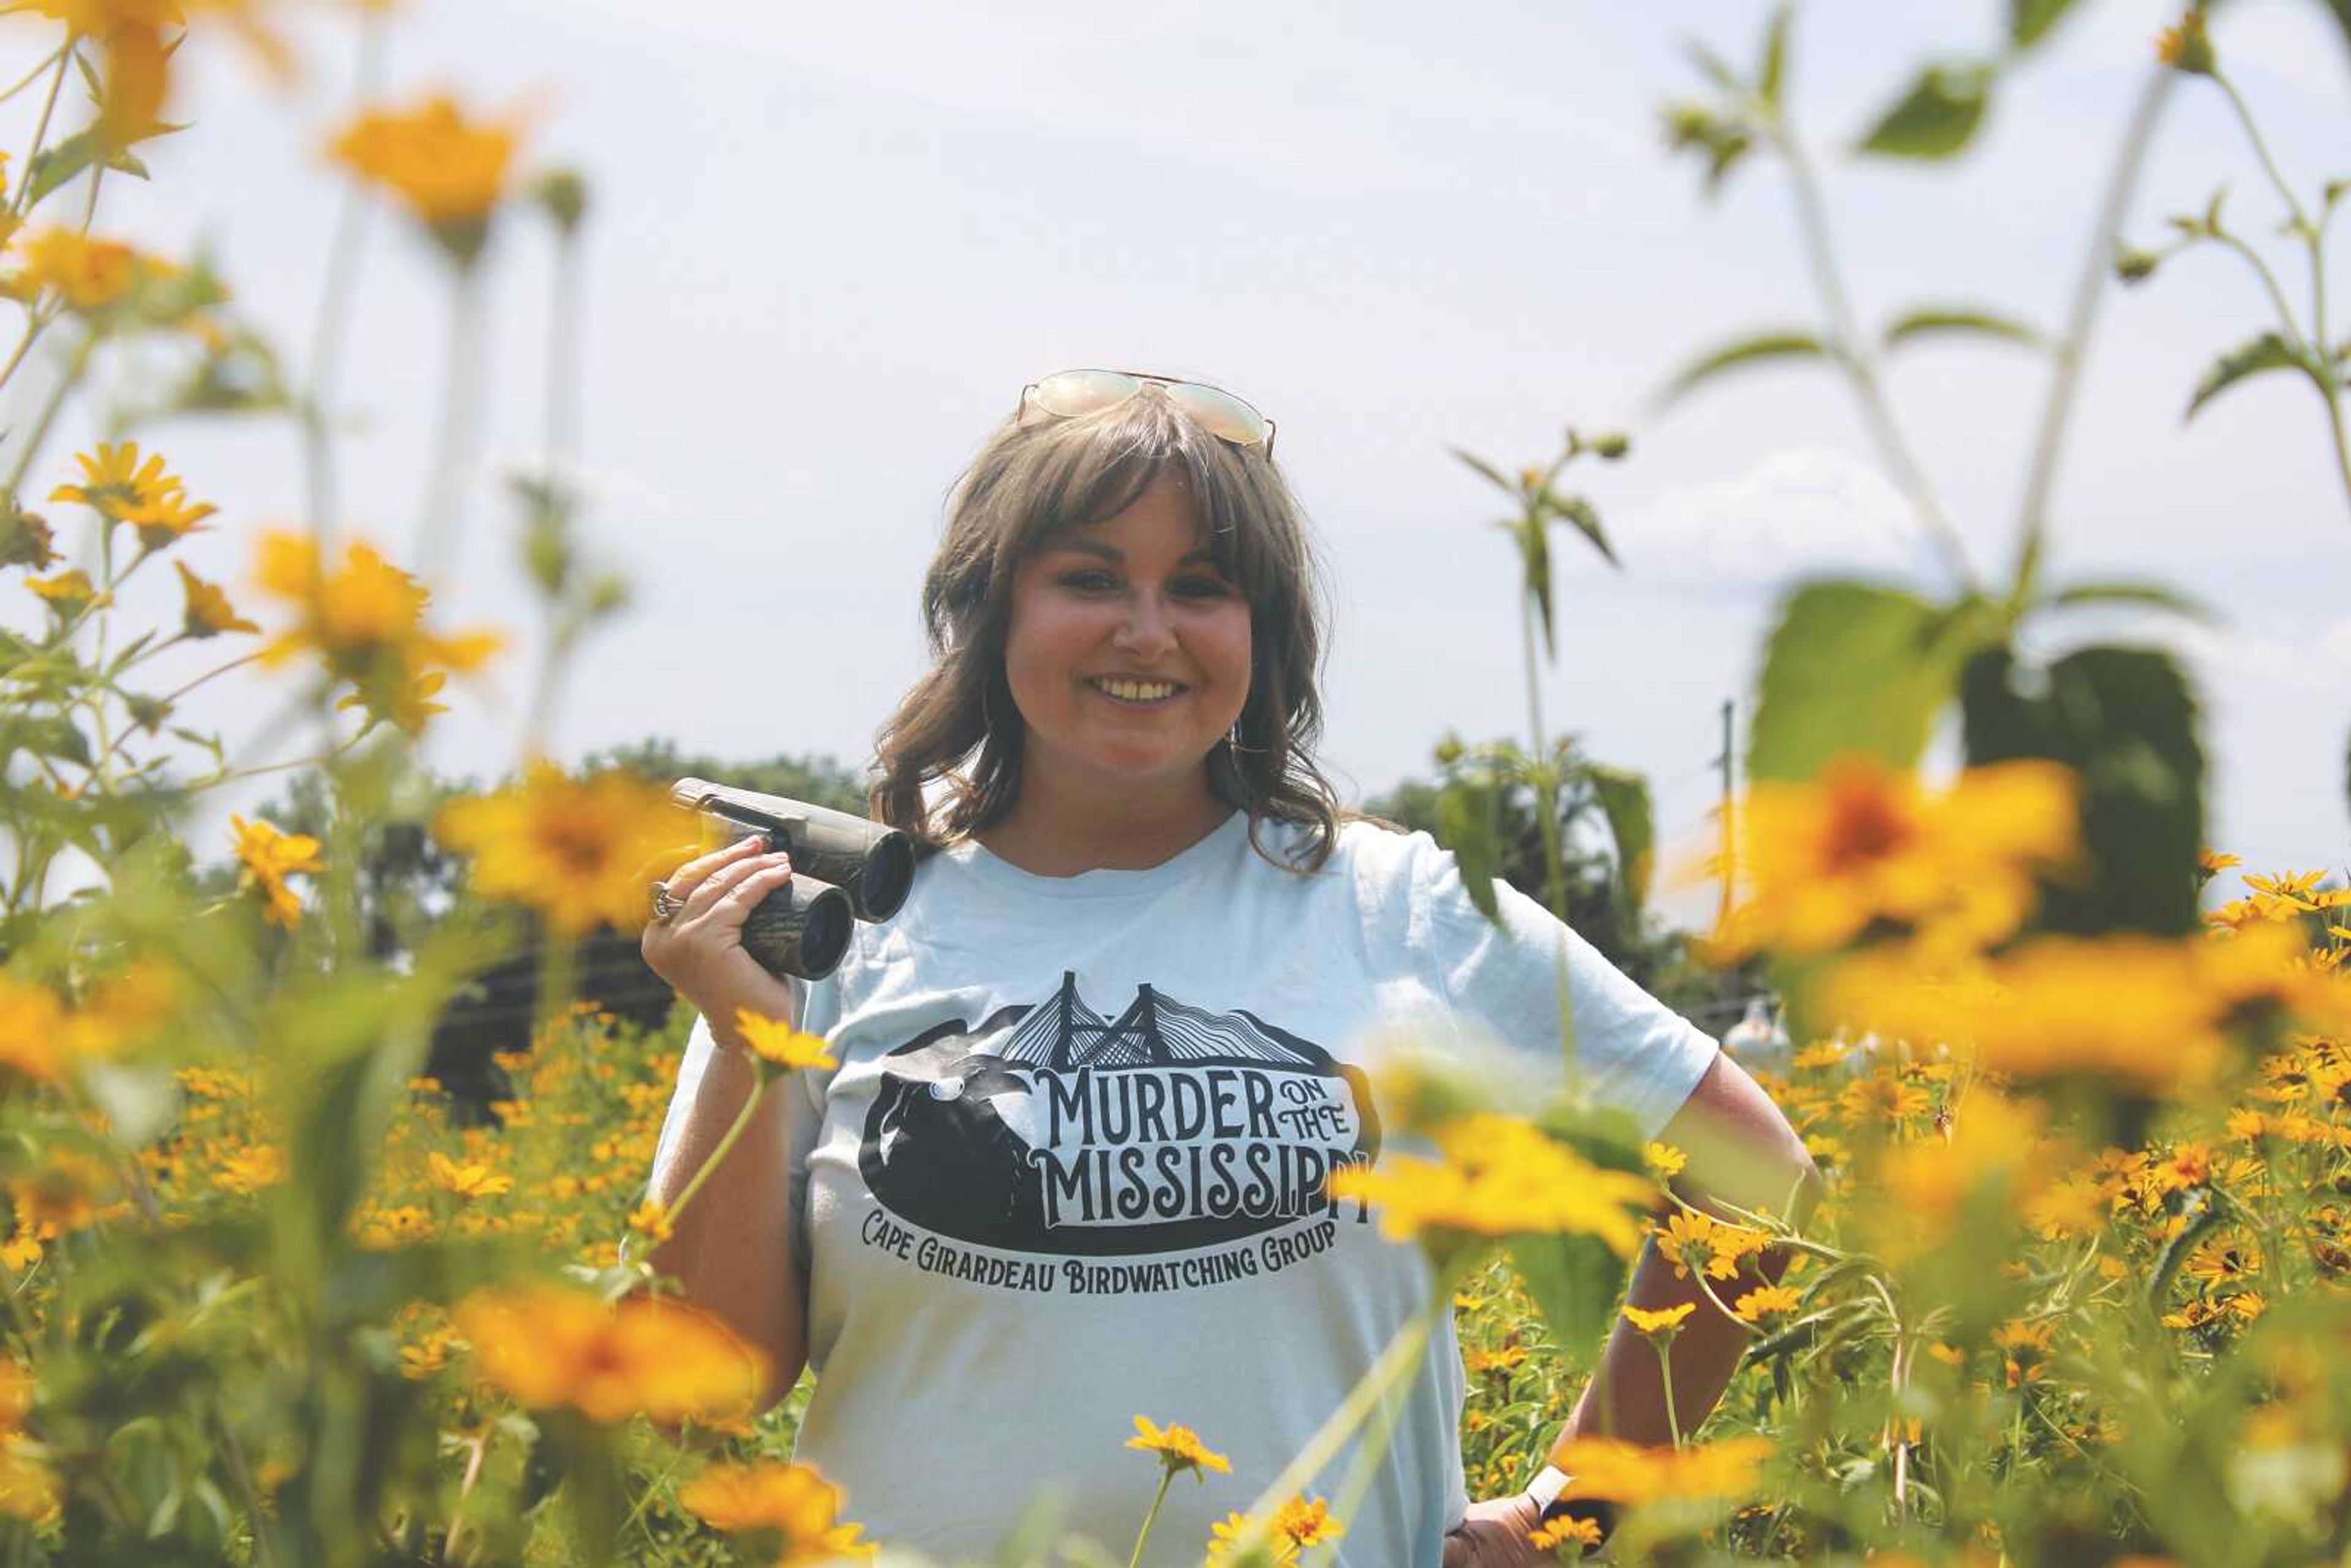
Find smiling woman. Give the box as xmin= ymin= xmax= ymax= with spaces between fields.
xmin=639 ymin=370 xmax=1760 ymax=1566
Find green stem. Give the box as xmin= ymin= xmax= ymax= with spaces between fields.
xmin=302 ymin=13 xmax=386 ymax=551
xmin=1652 ymin=1340 xmax=1683 ymax=1449
xmin=1770 ymin=110 xmax=1976 ymax=595
xmin=1223 ymin=1290 xmax=1448 ymax=1564
xmin=2214 ymin=232 xmax=2310 ymax=354
xmin=9 ymin=45 xmax=70 ymax=217
xmin=0 ymin=303 xmax=55 ymax=395
xmin=1311 ymin=1286 xmax=1449 ymax=1567
xmin=658 ymin=1067 xmax=767 ymax=1233
xmin=1127 ymin=1468 xmax=1174 ymax=1568
xmin=2213 ymin=72 xmax=2311 ymax=235
xmin=1 ymin=326 xmax=95 ymax=504
xmin=0 ymin=45 xmax=64 ymax=108
xmin=2008 ymin=66 xmax=2176 ymax=610
xmin=416 ymin=259 xmax=485 ymax=588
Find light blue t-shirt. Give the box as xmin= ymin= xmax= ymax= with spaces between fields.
xmin=648 ymin=811 xmax=1719 ymax=1566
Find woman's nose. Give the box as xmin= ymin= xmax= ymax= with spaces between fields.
xmin=1111 ymin=592 xmax=1177 ymax=657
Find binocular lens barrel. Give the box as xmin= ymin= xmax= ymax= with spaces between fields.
xmin=669 ymin=778 xmax=918 ymax=980
xmin=737 ymin=876 xmax=855 ymax=981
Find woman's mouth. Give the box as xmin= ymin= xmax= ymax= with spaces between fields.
xmin=1087 ymin=677 xmax=1185 ymax=707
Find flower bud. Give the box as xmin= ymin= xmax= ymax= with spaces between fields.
xmin=2114 ymin=247 xmax=2162 ymax=285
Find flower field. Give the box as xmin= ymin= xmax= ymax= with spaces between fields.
xmin=0 ymin=0 xmax=2344 ymax=1564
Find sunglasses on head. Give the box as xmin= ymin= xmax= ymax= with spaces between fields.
xmin=1016 ymin=369 xmax=1277 ymax=457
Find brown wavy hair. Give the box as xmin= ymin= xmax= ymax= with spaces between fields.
xmin=871 ymin=381 xmax=1346 ymax=873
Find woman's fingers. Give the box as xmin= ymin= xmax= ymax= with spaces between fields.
xmin=676 ymin=844 xmax=791 ymax=926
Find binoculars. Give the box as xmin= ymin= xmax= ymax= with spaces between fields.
xmin=670 ymin=778 xmax=917 ymax=981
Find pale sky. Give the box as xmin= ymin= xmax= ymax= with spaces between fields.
xmin=4 ymin=0 xmax=2347 ymax=927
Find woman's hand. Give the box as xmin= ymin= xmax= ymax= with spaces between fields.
xmin=639 ymin=833 xmax=804 ymax=1041
xmin=1441 ymin=1493 xmax=1548 ymax=1567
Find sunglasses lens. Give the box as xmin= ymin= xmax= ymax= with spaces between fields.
xmin=1030 ymin=369 xmax=1142 ymax=419
xmin=1163 ymin=382 xmax=1271 ymax=448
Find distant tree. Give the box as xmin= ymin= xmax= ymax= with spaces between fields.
xmin=217 ymin=740 xmax=868 ymax=1112
xmin=1361 ymin=739 xmax=1693 ymax=1002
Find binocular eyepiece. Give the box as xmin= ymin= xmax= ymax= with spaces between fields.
xmin=670 ymin=778 xmax=917 ymax=981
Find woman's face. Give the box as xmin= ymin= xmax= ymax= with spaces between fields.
xmin=1001 ymin=471 xmax=1253 ymax=804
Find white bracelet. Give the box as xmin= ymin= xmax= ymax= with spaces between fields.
xmin=1525 ymin=1465 xmax=1571 ymax=1510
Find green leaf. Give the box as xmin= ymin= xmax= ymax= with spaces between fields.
xmin=1882 ymin=305 xmax=2044 ymax=351
xmin=1502 ymin=516 xmax=1555 ymax=658
xmin=1540 ymin=491 xmax=1620 ymax=569
xmin=1655 ymin=330 xmax=1833 ymax=407
xmin=2185 ymin=332 xmax=2307 ymax=419
xmin=1856 ymin=63 xmax=1993 ymax=160
xmin=1758 ymin=4 xmax=1793 ymax=107
xmin=1960 ymin=643 xmax=2206 ymax=936
xmin=1747 ymin=580 xmax=2000 ymax=782
xmin=1436 ymin=771 xmax=1505 ymax=926
xmin=21 ymin=129 xmax=152 ymax=211
xmin=1684 ymin=40 xmax=1742 ymax=91
xmin=2011 ymin=0 xmax=2081 ymax=49
xmin=1450 ymin=446 xmax=1519 ymax=498
xmin=2045 ymin=580 xmax=2219 ymax=622
xmin=1587 ymin=763 xmax=1655 ymax=913
xmin=0 ymin=711 xmax=91 ymax=767
xmin=1509 ymin=1231 xmax=1630 ymax=1356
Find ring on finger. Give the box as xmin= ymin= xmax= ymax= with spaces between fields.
xmin=650 ymin=880 xmax=686 ymax=925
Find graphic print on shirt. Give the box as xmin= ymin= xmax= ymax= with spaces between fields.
xmin=857 ymin=970 xmax=1381 ymax=1259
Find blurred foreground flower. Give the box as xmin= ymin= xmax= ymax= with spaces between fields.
xmin=733 ymin=1009 xmax=841 ymax=1072
xmin=252 ymin=530 xmax=503 ymax=735
xmin=456 ymin=1283 xmax=767 ymax=1426
xmin=1821 ymin=923 xmax=2350 ymax=1091
xmin=0 ymin=1362 xmax=56 ymax=1524
xmin=678 ymin=1460 xmax=874 ymax=1563
xmin=1701 ymin=756 xmax=2080 ymax=962
xmin=1327 ymin=1113 xmax=1658 ymax=1257
xmin=230 ymin=813 xmax=321 ymax=928
xmin=1553 ymin=1435 xmax=1774 ymax=1506
xmin=328 ymin=92 xmax=528 ymax=262
xmin=432 ymin=761 xmax=694 ymax=936
xmin=0 ymin=959 xmax=174 ymax=1082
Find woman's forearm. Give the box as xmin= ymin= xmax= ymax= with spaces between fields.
xmin=643 ymin=1018 xmax=809 ymax=1416
xmin=1551 ymin=1239 xmax=1755 ymax=1452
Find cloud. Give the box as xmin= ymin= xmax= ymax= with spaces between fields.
xmin=1578 ymin=446 xmax=1932 ymax=588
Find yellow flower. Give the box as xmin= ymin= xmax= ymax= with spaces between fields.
xmin=212 ymin=1144 xmax=285 ymax=1195
xmin=1529 ymin=1513 xmax=1603 ymax=1552
xmin=1733 ymin=1285 xmax=1800 ymax=1326
xmin=2199 ymin=850 xmax=2243 ymax=875
xmin=121 ymin=485 xmax=216 ymax=553
xmin=328 ymin=94 xmax=527 ymax=260
xmin=678 ymin=1461 xmax=874 ymax=1562
xmin=1652 ymin=1210 xmax=1738 ymax=1282
xmin=2156 ymin=10 xmax=2215 ymax=73
xmin=252 ymin=530 xmax=503 ymax=735
xmin=432 ymin=761 xmax=696 ymax=937
xmin=230 ymin=814 xmax=321 ymax=929
xmin=456 ymin=1284 xmax=768 ymax=1426
xmin=51 ymin=442 xmax=174 ymax=519
xmin=427 ymin=1150 xmax=512 ymax=1200
xmin=26 ymin=568 xmax=105 ymax=615
xmin=1325 ymin=1114 xmax=1659 ymax=1258
xmin=0 ymin=963 xmax=165 ymax=1082
xmin=174 ymin=560 xmax=258 ymax=639
xmin=1209 ymin=1512 xmax=1299 ymax=1566
xmin=1465 ymin=1344 xmax=1528 ymax=1377
xmin=1643 ymin=1141 xmax=1686 ymax=1179
xmin=1703 ymin=757 xmax=2079 ymax=961
xmin=9 ymin=228 xmax=141 ymax=310
xmin=624 ymin=1198 xmax=673 ymax=1244
xmin=1622 ymin=1301 xmax=1696 ymax=1338
xmin=1127 ymin=1413 xmax=1229 ymax=1479
xmin=1552 ymin=1435 xmax=1773 ymax=1506
xmin=1993 ymin=1319 xmax=2055 ymax=1386
xmin=1273 ymin=1495 xmax=1344 ymax=1549
xmin=732 ymin=1009 xmax=841 ymax=1071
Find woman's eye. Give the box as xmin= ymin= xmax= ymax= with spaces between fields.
xmin=1059 ymin=571 xmax=1117 ymax=592
xmin=1175 ymin=577 xmax=1232 ymax=599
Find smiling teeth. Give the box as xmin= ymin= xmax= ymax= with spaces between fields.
xmin=1095 ymin=678 xmax=1178 ymax=702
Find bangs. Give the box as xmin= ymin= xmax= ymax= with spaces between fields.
xmin=997 ymin=394 xmax=1280 ymax=604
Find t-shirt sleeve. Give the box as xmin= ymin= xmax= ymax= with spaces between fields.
xmin=648 ymin=973 xmax=831 ymax=1275
xmin=1406 ymin=831 xmax=1719 ymax=1143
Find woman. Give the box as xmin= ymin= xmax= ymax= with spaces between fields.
xmin=640 ymin=369 xmax=1814 ymax=1566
